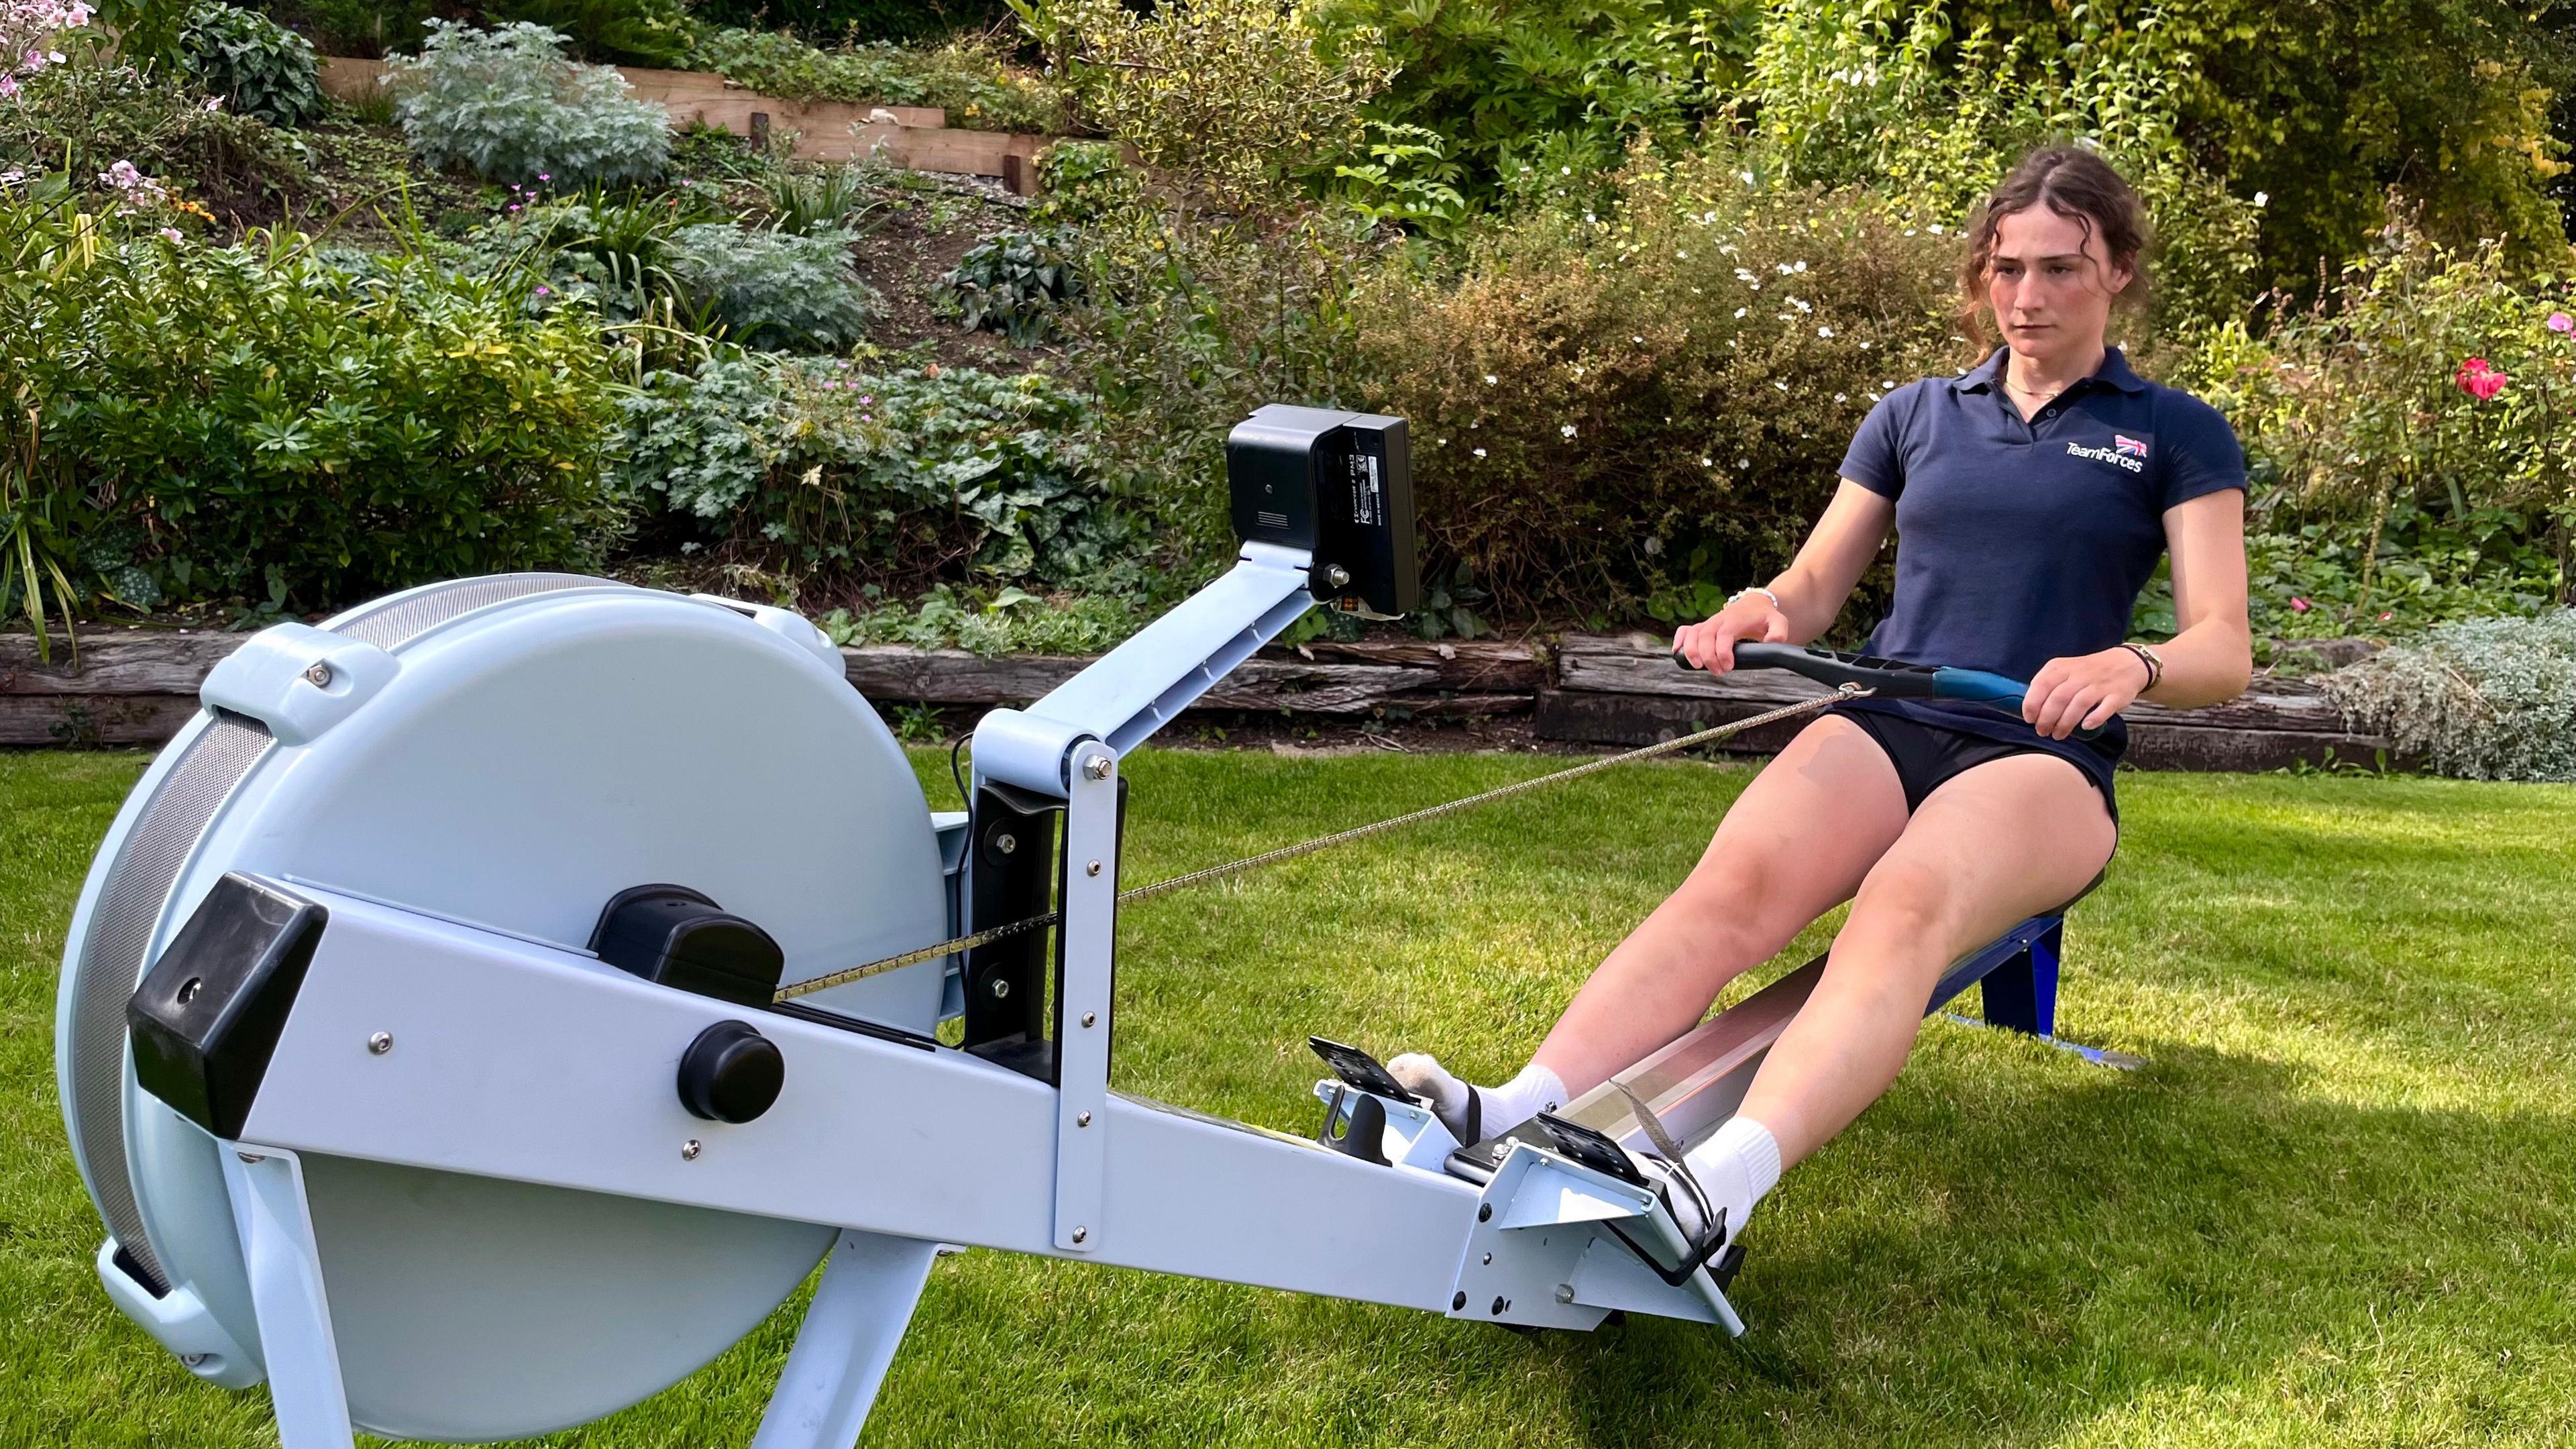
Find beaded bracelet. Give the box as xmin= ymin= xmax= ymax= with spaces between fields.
xmin=1729 ymin=586 xmax=1782 ymax=612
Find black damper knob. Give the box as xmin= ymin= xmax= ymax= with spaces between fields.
xmin=677 ymin=1020 xmax=784 ymax=1124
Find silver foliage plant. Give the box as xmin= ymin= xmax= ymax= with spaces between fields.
xmin=666 ymin=223 xmax=873 ymax=352
xmin=386 ymin=21 xmax=669 ymax=186
xmin=2322 ymin=610 xmax=2576 ymax=781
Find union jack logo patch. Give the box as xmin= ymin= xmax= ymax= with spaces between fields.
xmin=2114 ymin=433 xmax=2150 ymax=458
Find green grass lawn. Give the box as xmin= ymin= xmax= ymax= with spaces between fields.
xmin=6 ymin=745 xmax=2575 ymax=1446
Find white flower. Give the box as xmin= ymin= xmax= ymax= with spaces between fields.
xmin=1561 ymin=166 xmax=1572 ymax=175
xmin=1776 ymin=262 xmax=1793 ymax=275
xmin=1472 ymin=447 xmax=1487 ymax=458
xmin=1699 ymin=456 xmax=1713 ymax=467
xmin=1834 ymin=393 xmax=1847 ymax=402
xmin=1739 ymin=170 xmax=1754 ymax=184
xmin=1817 ymin=325 xmax=1833 ymax=338
xmin=1735 ymin=268 xmax=1756 ymax=282
xmin=1571 ymin=366 xmax=1584 ymax=377
xmin=158 ymin=227 xmax=181 ymax=242
xmin=1483 ymin=374 xmax=1498 ymax=385
xmin=1793 ymin=260 xmax=1807 ymax=272
xmin=1859 ymin=340 xmax=1873 ymax=350
xmin=1631 ymin=335 xmax=1644 ymax=344
xmin=1736 ymin=457 xmax=1751 ymax=469
xmin=1773 ymin=380 xmax=1789 ymax=392
xmin=1881 ymin=381 xmax=1894 ymax=389
xmin=1929 ymin=223 xmax=1944 ymax=235
xmin=1676 ymin=250 xmax=1686 ymax=259
xmin=1789 ymin=297 xmax=1811 ymax=313
xmin=1733 ymin=307 xmax=1748 ymax=319
xmin=1436 ymin=438 xmax=1447 ymax=446
xmin=1561 ymin=423 xmax=1577 ymax=439
xmin=1644 ymin=536 xmax=1664 ymax=555
xmin=2253 ymin=191 xmax=2269 ymax=209
xmin=203 ymin=95 xmax=222 ymax=111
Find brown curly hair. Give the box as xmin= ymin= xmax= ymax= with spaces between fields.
xmin=1957 ymin=146 xmax=2149 ymax=357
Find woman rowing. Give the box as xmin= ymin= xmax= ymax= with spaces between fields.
xmin=1390 ymin=147 xmax=2253 ymax=1248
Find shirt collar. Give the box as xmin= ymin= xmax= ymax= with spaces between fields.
xmin=1950 ymin=346 xmax=2149 ymax=396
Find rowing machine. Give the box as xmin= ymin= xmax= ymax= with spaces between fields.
xmin=56 ymin=404 xmax=2105 ymax=1448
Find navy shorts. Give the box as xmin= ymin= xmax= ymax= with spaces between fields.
xmin=1833 ymin=703 xmax=2120 ymax=826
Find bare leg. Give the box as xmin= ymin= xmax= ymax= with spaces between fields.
xmin=1737 ymin=753 xmax=2116 ymax=1167
xmin=1528 ymin=716 xmax=1911 ymax=1095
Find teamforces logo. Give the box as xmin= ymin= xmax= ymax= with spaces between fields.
xmin=2066 ymin=434 xmax=2148 ymax=474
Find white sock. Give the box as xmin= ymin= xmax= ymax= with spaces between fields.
xmin=1654 ymin=1116 xmax=1782 ymax=1245
xmin=1386 ymin=1055 xmax=1566 ymax=1144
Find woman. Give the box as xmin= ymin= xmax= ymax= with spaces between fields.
xmin=1391 ymin=146 xmax=2252 ymax=1246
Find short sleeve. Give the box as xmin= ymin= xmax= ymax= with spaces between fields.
xmin=1837 ymin=388 xmax=1909 ymax=499
xmin=2155 ymin=390 xmax=2245 ymax=510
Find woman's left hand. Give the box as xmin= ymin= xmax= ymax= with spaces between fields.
xmin=2023 ymin=647 xmax=2150 ymax=739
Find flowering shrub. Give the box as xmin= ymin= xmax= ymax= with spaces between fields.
xmin=2322 ymin=610 xmax=2576 ymax=781
xmin=0 ymin=210 xmax=625 ymax=609
xmin=0 ymin=59 xmax=314 ymax=219
xmin=611 ymin=356 xmax=1138 ymax=589
xmin=0 ymin=0 xmax=91 ymax=100
xmin=2184 ymin=214 xmax=2576 ymax=629
xmin=180 ymin=2 xmax=323 ymax=127
xmin=386 ymin=21 xmax=669 ymax=186
xmin=1355 ymin=149 xmax=1957 ymax=619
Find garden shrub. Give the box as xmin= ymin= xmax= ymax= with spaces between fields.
xmin=2183 ymin=215 xmax=2576 ymax=632
xmin=480 ymin=0 xmax=696 ymax=68
xmin=386 ymin=21 xmax=669 ymax=186
xmin=820 ymin=583 xmax=1144 ymax=657
xmin=254 ymin=0 xmax=435 ymax=60
xmin=1032 ymin=0 xmax=1389 ymax=211
xmin=2321 ymin=610 xmax=2576 ymax=781
xmin=690 ymin=0 xmax=1008 ymax=46
xmin=938 ymin=226 xmax=1080 ymax=344
xmin=665 ymin=221 xmax=873 ymax=350
xmin=180 ymin=2 xmax=322 ymax=127
xmin=0 ymin=60 xmax=315 ymax=220
xmin=690 ymin=25 xmax=1069 ymax=134
xmin=1354 ymin=150 xmax=1957 ymax=621
xmin=0 ymin=207 xmax=625 ymax=610
xmin=611 ymin=355 xmax=1137 ymax=590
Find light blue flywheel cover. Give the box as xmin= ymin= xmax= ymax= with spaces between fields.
xmin=55 ymin=576 xmax=952 ymax=1441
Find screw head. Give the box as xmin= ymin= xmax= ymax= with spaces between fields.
xmin=1326 ymin=564 xmax=1352 ymax=588
xmin=1085 ymin=859 xmax=1102 ymax=877
xmin=176 ymin=977 xmax=201 ymax=1005
xmin=1071 ymin=1226 xmax=1088 ymax=1244
xmin=1481 ymin=1252 xmax=1493 ymax=1266
xmin=302 ymin=661 xmax=333 ymax=688
xmin=235 ymin=1151 xmax=264 ymax=1164
xmin=681 ymin=1139 xmax=702 ymax=1161
xmin=989 ymin=977 xmax=1011 ymax=1000
xmin=996 ymin=833 xmax=1018 ymax=855
xmin=1083 ymin=755 xmax=1112 ymax=780
xmin=1477 ymin=1203 xmax=1493 ymax=1222
xmin=1076 ymin=1111 xmax=1092 ymax=1127
xmin=1080 ymin=1011 xmax=1096 ymax=1028
xmin=367 ymin=1031 xmax=392 ymax=1055
xmin=1555 ymin=1283 xmax=1576 ymax=1304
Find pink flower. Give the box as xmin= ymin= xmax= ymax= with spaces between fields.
xmin=2455 ymin=356 xmax=2508 ymax=400
xmin=203 ymin=96 xmax=221 ymax=111
xmin=534 ymin=285 xmax=551 ymax=296
xmin=537 ymin=172 xmax=551 ymax=182
xmin=2289 ymin=596 xmax=2312 ymax=613
xmin=2378 ymin=612 xmax=2394 ymax=623
xmin=2551 ymin=313 xmax=2573 ymax=334
xmin=158 ymin=227 xmax=180 ymax=242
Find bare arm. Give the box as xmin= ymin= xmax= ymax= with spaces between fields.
xmin=1672 ymin=479 xmax=1894 ymax=672
xmin=2023 ymin=488 xmax=2253 ymax=736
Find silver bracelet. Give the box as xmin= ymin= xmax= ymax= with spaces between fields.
xmin=1729 ymin=586 xmax=1782 ymax=612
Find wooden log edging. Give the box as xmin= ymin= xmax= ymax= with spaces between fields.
xmin=1 ymin=627 xmax=2387 ymax=772
xmin=0 ymin=631 xmax=1540 ymax=747
xmin=1539 ymin=634 xmax=2394 ymax=773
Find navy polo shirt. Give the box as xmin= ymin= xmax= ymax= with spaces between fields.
xmin=1831 ymin=346 xmax=2245 ymax=804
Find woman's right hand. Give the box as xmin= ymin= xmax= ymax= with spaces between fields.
xmin=1673 ymin=594 xmax=1790 ymax=674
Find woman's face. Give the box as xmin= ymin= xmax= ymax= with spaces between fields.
xmin=1984 ymin=203 xmax=2132 ymax=366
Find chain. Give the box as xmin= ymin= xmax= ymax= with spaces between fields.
xmin=773 ymin=684 xmax=1866 ymax=1002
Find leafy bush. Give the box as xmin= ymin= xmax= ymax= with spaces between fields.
xmin=611 ymin=356 xmax=1137 ymax=588
xmin=690 ymin=25 xmax=1069 ymax=134
xmin=1354 ymin=149 xmax=1958 ymax=621
xmin=386 ymin=21 xmax=669 ymax=186
xmin=665 ymin=221 xmax=873 ymax=350
xmin=820 ymin=583 xmax=1143 ymax=656
xmin=2322 ymin=610 xmax=2576 ymax=781
xmin=762 ymin=162 xmax=881 ymax=236
xmin=938 ymin=226 xmax=1079 ymax=344
xmin=1309 ymin=0 xmax=1739 ymax=207
xmin=0 ymin=60 xmax=314 ymax=220
xmin=0 ymin=207 xmax=625 ymax=611
xmin=480 ymin=0 xmax=697 ymax=68
xmin=180 ymin=3 xmax=322 ymax=127
xmin=2184 ymin=215 xmax=2576 ymax=631
xmin=1032 ymin=0 xmax=1389 ymax=210
xmin=254 ymin=0 xmax=435 ymax=60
